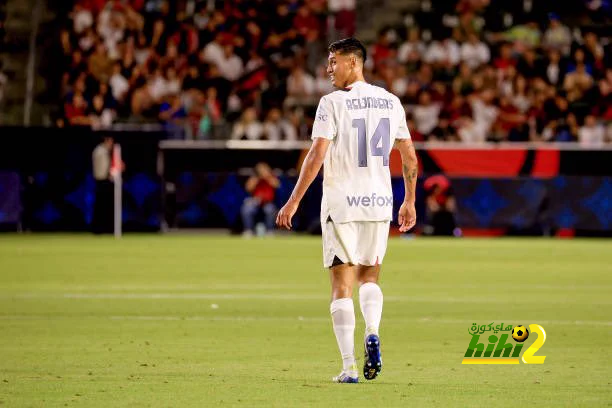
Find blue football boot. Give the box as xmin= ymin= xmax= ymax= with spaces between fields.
xmin=363 ymin=334 xmax=382 ymax=380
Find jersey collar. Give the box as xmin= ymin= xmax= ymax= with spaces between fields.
xmin=343 ymin=80 xmax=366 ymax=91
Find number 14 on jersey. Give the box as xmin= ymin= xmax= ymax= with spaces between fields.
xmin=352 ymin=118 xmax=391 ymax=167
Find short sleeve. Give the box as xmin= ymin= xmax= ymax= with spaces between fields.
xmin=395 ymin=100 xmax=412 ymax=140
xmin=311 ymin=96 xmax=337 ymax=140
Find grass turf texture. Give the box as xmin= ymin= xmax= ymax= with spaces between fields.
xmin=0 ymin=235 xmax=610 ymax=407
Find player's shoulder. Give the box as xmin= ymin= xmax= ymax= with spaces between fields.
xmin=324 ymin=88 xmax=352 ymax=103
xmin=370 ymin=83 xmax=402 ymax=105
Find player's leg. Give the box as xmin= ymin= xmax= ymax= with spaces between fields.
xmin=323 ymin=220 xmax=359 ymax=383
xmin=357 ymin=264 xmax=383 ymax=338
xmin=329 ymin=262 xmax=358 ymax=382
xmin=356 ymin=221 xmax=389 ymax=380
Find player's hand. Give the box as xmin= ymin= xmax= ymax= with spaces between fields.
xmin=398 ymin=201 xmax=416 ymax=232
xmin=276 ymin=199 xmax=299 ymax=230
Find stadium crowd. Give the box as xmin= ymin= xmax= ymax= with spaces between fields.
xmin=56 ymin=0 xmax=611 ymax=145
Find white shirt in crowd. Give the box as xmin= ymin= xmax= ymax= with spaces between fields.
xmin=217 ymin=54 xmax=244 ymax=82
xmin=459 ymin=98 xmax=498 ymax=142
xmin=579 ymin=124 xmax=605 ymax=147
xmin=287 ymin=71 xmax=316 ymax=96
xmin=263 ymin=120 xmax=298 ymax=141
xmin=110 ymin=72 xmax=129 ymax=101
xmin=547 ymin=63 xmax=560 ymax=85
xmin=413 ymin=104 xmax=441 ymax=135
xmin=460 ymin=41 xmax=491 ymax=68
xmin=148 ymin=75 xmax=169 ymax=101
xmin=328 ymin=0 xmax=356 ymax=12
xmin=73 ymin=8 xmax=93 ymax=34
xmin=231 ymin=122 xmax=264 ymax=140
xmin=398 ymin=41 xmax=426 ymax=64
xmin=311 ymin=81 xmax=411 ymax=223
xmin=202 ymin=41 xmax=224 ymax=67
xmin=424 ymin=40 xmax=460 ymax=66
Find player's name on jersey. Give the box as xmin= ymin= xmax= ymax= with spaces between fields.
xmin=345 ymin=97 xmax=395 ymax=111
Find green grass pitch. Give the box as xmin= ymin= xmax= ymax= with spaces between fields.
xmin=0 ymin=235 xmax=610 ymax=407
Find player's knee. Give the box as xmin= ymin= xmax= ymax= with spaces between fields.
xmin=358 ymin=276 xmax=378 ymax=285
xmin=332 ymin=283 xmax=353 ymax=299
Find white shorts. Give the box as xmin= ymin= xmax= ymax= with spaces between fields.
xmin=321 ymin=220 xmax=390 ymax=268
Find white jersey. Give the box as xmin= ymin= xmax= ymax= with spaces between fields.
xmin=311 ymin=81 xmax=411 ymax=223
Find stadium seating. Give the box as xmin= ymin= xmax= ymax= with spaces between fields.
xmin=56 ymin=0 xmax=610 ymax=144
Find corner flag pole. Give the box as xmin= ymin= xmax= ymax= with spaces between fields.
xmin=111 ymin=143 xmax=122 ymax=239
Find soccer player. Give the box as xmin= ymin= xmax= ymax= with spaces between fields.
xmin=276 ymin=38 xmax=418 ymax=383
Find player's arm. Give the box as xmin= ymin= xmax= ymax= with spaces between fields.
xmin=395 ymin=138 xmax=418 ymax=232
xmin=276 ymin=137 xmax=330 ymax=230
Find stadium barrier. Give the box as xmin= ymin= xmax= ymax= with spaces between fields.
xmin=0 ymin=128 xmax=610 ymax=234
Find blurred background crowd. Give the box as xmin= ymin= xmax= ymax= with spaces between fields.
xmin=53 ymin=0 xmax=611 ymax=144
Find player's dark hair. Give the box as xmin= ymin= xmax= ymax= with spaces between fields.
xmin=328 ymin=38 xmax=367 ymax=64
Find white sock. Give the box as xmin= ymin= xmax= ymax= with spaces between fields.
xmin=330 ymin=298 xmax=356 ymax=371
xmin=359 ymin=282 xmax=383 ymax=338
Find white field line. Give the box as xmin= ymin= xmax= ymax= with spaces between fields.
xmin=1 ymin=283 xmax=610 ymax=291
xmin=0 ymin=315 xmax=610 ymax=327
xmin=2 ymin=292 xmax=612 ymax=305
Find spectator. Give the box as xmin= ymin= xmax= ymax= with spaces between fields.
xmin=204 ymin=87 xmax=222 ymax=124
xmin=398 ymin=28 xmax=425 ymax=65
xmin=263 ymin=108 xmax=298 ymax=141
xmin=510 ymin=75 xmax=531 ymax=113
xmin=545 ymin=49 xmax=566 ymax=86
xmin=89 ymin=42 xmax=113 ymax=82
xmin=71 ymin=3 xmax=94 ymax=35
xmin=216 ymin=45 xmax=244 ymax=82
xmin=391 ymin=65 xmax=409 ymax=99
xmin=503 ymin=20 xmax=541 ymax=54
xmin=564 ymin=63 xmax=593 ymax=101
xmin=424 ymin=38 xmax=460 ymax=67
xmin=423 ymin=175 xmax=458 ymax=236
xmin=329 ymin=0 xmax=356 ymax=38
xmin=293 ymin=5 xmax=320 ymax=36
xmin=165 ymin=66 xmax=182 ymax=95
xmin=429 ymin=113 xmax=458 ymax=141
xmin=109 ymin=62 xmax=129 ymax=102
xmin=493 ymin=42 xmax=516 ymax=74
xmin=89 ymin=94 xmax=115 ymax=129
xmin=371 ymin=30 xmax=394 ymax=69
xmin=231 ymin=107 xmax=263 ymax=140
xmin=460 ymin=32 xmax=490 ymax=69
xmin=516 ymin=48 xmax=544 ymax=79
xmin=542 ymin=13 xmax=572 ymax=56
xmin=78 ymin=27 xmax=97 ymax=54
xmin=159 ymin=93 xmax=187 ymax=123
xmin=495 ymin=95 xmax=527 ymax=141
xmin=413 ymin=90 xmax=441 ymax=136
xmin=91 ymin=136 xmax=114 ymax=234
xmin=459 ymin=89 xmax=499 ymax=142
xmin=241 ymin=162 xmax=279 ymax=237
xmin=579 ymin=114 xmax=605 ymax=146
xmin=65 ymin=93 xmax=91 ymax=126
xmin=286 ymin=65 xmax=316 ymax=99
